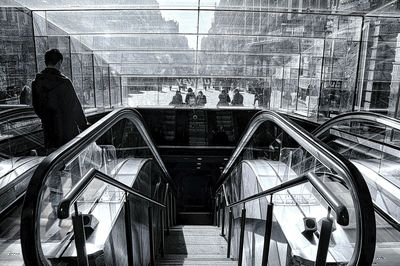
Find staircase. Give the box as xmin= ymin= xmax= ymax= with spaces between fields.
xmin=156 ymin=226 xmax=236 ymax=265
xmin=188 ymin=111 xmax=207 ymax=146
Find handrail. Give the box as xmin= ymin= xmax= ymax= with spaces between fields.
xmin=313 ymin=111 xmax=400 ymax=136
xmin=58 ymin=168 xmax=165 ymax=220
xmin=21 ymin=108 xmax=176 ymax=266
xmin=0 ymin=106 xmax=36 ymax=121
xmin=313 ymin=112 xmax=400 ymax=231
xmin=222 ymin=184 xmax=230 ymax=206
xmin=216 ymin=110 xmax=376 ymax=266
xmin=374 ymin=204 xmax=400 ymax=231
xmin=163 ymin=183 xmax=169 ymax=205
xmin=320 ymin=171 xmax=400 ymax=232
xmin=226 ymin=172 xmax=349 ymax=226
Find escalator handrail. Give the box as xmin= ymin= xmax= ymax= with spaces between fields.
xmin=313 ymin=112 xmax=400 ymax=230
xmin=0 ymin=106 xmax=34 ymax=118
xmin=226 ymin=172 xmax=349 ymax=225
xmin=216 ymin=110 xmax=375 ymax=266
xmin=58 ymin=168 xmax=165 ymax=220
xmin=313 ymin=111 xmax=400 ymax=136
xmin=374 ymin=204 xmax=400 ymax=231
xmin=20 ymin=108 xmax=175 ymax=266
xmin=0 ymin=107 xmax=37 ymax=123
xmin=324 ymin=167 xmax=400 ymax=232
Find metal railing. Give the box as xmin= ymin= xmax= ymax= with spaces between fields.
xmin=20 ymin=108 xmax=177 ymax=265
xmin=56 ymin=167 xmax=172 ymax=266
xmin=313 ymin=111 xmax=400 ymax=232
xmin=313 ymin=111 xmax=400 ymax=136
xmin=215 ymin=110 xmax=376 ymax=266
xmin=218 ymin=171 xmax=348 ymax=266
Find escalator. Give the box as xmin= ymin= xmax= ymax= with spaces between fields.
xmin=213 ymin=111 xmax=375 ymax=265
xmin=0 ymin=107 xmax=106 ymax=265
xmin=20 ymin=108 xmax=177 ymax=265
xmin=312 ymin=112 xmax=400 ymax=265
xmin=18 ymin=109 xmax=375 ymax=265
xmin=0 ymin=108 xmax=45 ymax=217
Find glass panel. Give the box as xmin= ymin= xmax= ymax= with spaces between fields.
xmin=34 ymin=36 xmax=72 ymax=79
xmin=222 ymin=120 xmax=358 ymax=264
xmin=0 ymin=7 xmax=35 ymax=105
xmin=323 ymin=120 xmax=400 ymax=220
xmin=36 ymin=117 xmax=167 ymax=264
xmin=0 ymin=113 xmax=44 ymax=216
xmin=42 ymin=10 xmax=198 ymax=35
xmin=93 ymin=54 xmax=106 ymax=107
xmin=356 ymin=17 xmax=400 ymax=118
xmin=27 ymin=5 xmax=369 ymax=115
xmin=70 ymin=38 xmax=95 ymax=108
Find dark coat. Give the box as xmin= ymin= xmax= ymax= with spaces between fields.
xmin=32 ymin=68 xmax=87 ymax=149
xmin=231 ymin=92 xmax=243 ymax=106
xmin=196 ymin=94 xmax=207 ymax=106
xmin=217 ymin=92 xmax=231 ymax=106
xmin=185 ymin=92 xmax=196 ymax=105
xmin=169 ymin=93 xmax=183 ymax=105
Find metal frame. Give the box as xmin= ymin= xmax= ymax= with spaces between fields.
xmin=216 ymin=110 xmax=376 ymax=265
xmin=20 ymin=108 xmax=177 ymax=265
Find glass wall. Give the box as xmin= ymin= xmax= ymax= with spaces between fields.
xmin=1 ymin=0 xmax=400 ymax=122
xmin=356 ymin=13 xmax=400 ymax=119
xmin=0 ymin=7 xmax=35 ymax=104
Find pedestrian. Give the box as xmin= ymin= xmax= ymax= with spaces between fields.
xmin=32 ymin=48 xmax=89 ymax=152
xmin=263 ymin=86 xmax=271 ymax=109
xmin=169 ymin=90 xmax=183 ymax=106
xmin=231 ymin=89 xmax=243 ymax=106
xmin=217 ymin=89 xmax=231 ymax=106
xmin=253 ymin=87 xmax=263 ymax=107
xmin=185 ymin=87 xmax=196 ymax=106
xmin=32 ymin=48 xmax=89 ymax=218
xmin=20 ymin=81 xmax=32 ymax=105
xmin=196 ymin=91 xmax=207 ymax=106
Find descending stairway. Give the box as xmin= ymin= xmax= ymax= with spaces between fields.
xmin=156 ymin=225 xmax=236 ymax=265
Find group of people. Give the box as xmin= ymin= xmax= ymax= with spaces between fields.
xmin=252 ymin=87 xmax=271 ymax=108
xmin=169 ymin=88 xmax=207 ymax=106
xmin=217 ymin=88 xmax=244 ymax=106
xmin=169 ymin=87 xmax=245 ymax=107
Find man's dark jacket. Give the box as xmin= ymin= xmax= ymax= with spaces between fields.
xmin=32 ymin=68 xmax=87 ymax=149
xmin=231 ymin=92 xmax=244 ymax=105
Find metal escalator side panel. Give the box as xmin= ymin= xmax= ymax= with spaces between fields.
xmin=217 ymin=110 xmax=376 ymax=266
xmin=20 ymin=108 xmax=174 ymax=266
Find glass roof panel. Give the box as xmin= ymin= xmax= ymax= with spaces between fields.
xmin=40 ymin=10 xmax=198 ymax=35
xmin=1 ymin=0 xmax=397 ymax=14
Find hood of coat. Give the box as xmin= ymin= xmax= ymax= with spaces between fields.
xmin=33 ymin=68 xmax=67 ymax=92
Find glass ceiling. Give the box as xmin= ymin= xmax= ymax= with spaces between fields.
xmin=2 ymin=1 xmax=399 ymax=77
xmin=0 ymin=0 xmax=397 ymax=13
xmin=15 ymin=0 xmax=374 ymax=78
xmin=1 ymin=0 xmax=400 ymax=115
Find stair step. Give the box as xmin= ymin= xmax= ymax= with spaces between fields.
xmin=161 ymin=254 xmax=229 ymax=260
xmin=157 ymin=255 xmax=235 ymax=265
xmin=176 ymin=213 xmax=213 ymax=225
xmin=156 ymin=259 xmax=236 ymax=265
xmin=166 ymin=244 xmax=227 ymax=255
xmin=158 ymin=225 xmax=233 ymax=265
xmin=169 ymin=227 xmax=220 ymax=235
xmin=165 ymin=235 xmax=227 ymax=245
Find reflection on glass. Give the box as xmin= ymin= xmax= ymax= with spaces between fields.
xmin=0 ymin=2 xmax=395 ymax=121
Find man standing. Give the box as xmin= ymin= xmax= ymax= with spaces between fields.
xmin=32 ymin=49 xmax=88 ymax=153
xmin=231 ymin=89 xmax=244 ymax=106
xmin=32 ymin=49 xmax=88 ymax=218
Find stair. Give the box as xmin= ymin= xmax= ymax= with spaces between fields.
xmin=177 ymin=212 xmax=213 ymax=225
xmin=188 ymin=111 xmax=207 ymax=146
xmin=156 ymin=226 xmax=236 ymax=265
